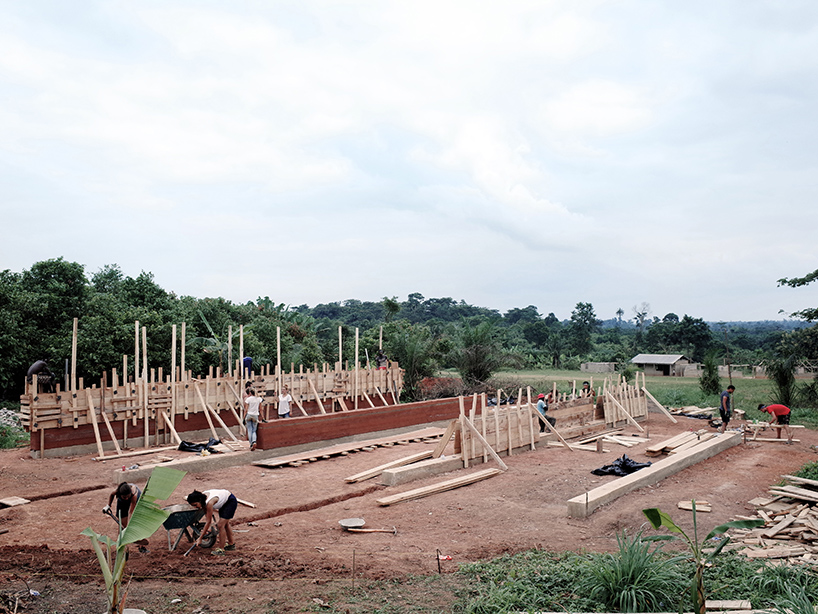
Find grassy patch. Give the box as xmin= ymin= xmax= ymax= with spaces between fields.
xmin=0 ymin=425 xmax=28 ymax=449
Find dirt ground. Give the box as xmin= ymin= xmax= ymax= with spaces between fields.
xmin=1 ymin=409 xmax=816 ymax=613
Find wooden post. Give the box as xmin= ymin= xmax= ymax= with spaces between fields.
xmin=227 ymin=325 xmax=233 ymax=377
xmin=379 ymin=325 xmax=383 ymax=350
xmin=142 ymin=326 xmax=149 ymax=448
xmin=133 ymin=321 xmax=139 ymax=386
xmin=338 ymin=325 xmax=343 ymax=365
xmin=355 ymin=328 xmax=359 ymax=411
xmin=459 ymin=396 xmax=468 ymax=469
xmin=276 ymin=325 xmax=282 ymax=392
xmin=181 ymin=322 xmax=186 ymax=382
xmin=239 ymin=323 xmax=245 ymax=391
xmin=171 ymin=324 xmax=177 ymax=424
xmin=71 ymin=317 xmax=78 ymax=407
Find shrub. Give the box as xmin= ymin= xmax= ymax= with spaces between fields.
xmin=576 ymin=530 xmax=684 ymax=613
xmin=699 ymin=352 xmax=721 ymax=396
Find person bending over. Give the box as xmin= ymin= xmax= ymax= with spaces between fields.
xmin=187 ymin=489 xmax=238 ymax=555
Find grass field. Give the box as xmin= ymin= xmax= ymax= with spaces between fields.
xmin=486 ymin=368 xmax=818 ymax=429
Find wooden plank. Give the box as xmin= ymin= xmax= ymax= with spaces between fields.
xmin=236 ymin=498 xmax=256 ymax=508
xmin=461 ymin=414 xmax=508 ymax=471
xmin=604 ymin=391 xmax=645 ymax=432
xmin=568 ymin=432 xmax=742 ymax=518
xmin=337 ymin=397 xmax=349 ymax=412
xmin=308 ymin=378 xmax=326 ymax=414
xmin=160 ymin=410 xmax=183 ymax=444
xmin=705 ymin=600 xmax=752 ymax=611
xmin=642 ymin=387 xmax=677 ymax=423
xmin=0 ymin=496 xmax=30 ymax=508
xmin=677 ymin=500 xmax=712 ymax=512
xmin=432 ymin=420 xmax=457 ymax=458
xmin=771 ymin=485 xmax=818 ymax=502
xmin=670 ymin=432 xmax=715 ymax=455
xmin=645 ymin=431 xmax=696 ymax=456
xmin=86 ymin=392 xmax=105 ymax=458
xmin=194 ymin=382 xmax=239 ymax=441
xmin=546 ymin=442 xmax=610 ymax=452
xmin=251 ymin=427 xmax=444 ymax=468
xmin=783 ymin=474 xmax=818 ymax=488
xmin=376 ymin=468 xmax=502 ymax=506
xmin=194 ymin=382 xmax=219 ymax=440
xmin=98 ymin=405 xmax=122 ymax=456
xmin=344 ymin=450 xmax=434 ymax=483
xmin=530 ymin=404 xmax=573 ymax=451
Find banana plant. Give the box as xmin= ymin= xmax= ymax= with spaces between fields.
xmin=82 ymin=467 xmax=186 ymax=614
xmin=643 ymin=502 xmax=764 ymax=614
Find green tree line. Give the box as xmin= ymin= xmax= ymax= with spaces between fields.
xmin=0 ymin=258 xmax=811 ymax=402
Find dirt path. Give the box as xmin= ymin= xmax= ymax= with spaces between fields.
xmin=1 ymin=411 xmax=816 ymax=613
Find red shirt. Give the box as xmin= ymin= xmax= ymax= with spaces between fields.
xmin=765 ymin=404 xmax=791 ymax=417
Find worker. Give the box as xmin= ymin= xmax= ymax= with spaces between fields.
xmin=375 ymin=349 xmax=389 ymax=370
xmin=758 ymin=403 xmax=794 ymax=443
xmin=187 ymin=489 xmax=238 ymax=555
xmin=278 ymin=384 xmax=293 ymax=419
xmin=244 ymin=388 xmax=262 ymax=451
xmin=581 ymin=381 xmax=596 ymax=398
xmin=718 ymin=385 xmax=735 ymax=433
xmin=104 ymin=482 xmax=142 ymax=528
xmin=536 ymin=393 xmax=555 ymax=433
xmin=27 ymin=360 xmax=55 ymax=393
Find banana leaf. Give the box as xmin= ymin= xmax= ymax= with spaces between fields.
xmin=119 ymin=467 xmax=186 ymax=547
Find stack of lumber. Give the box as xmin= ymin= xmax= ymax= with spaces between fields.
xmin=644 ymin=429 xmax=710 ymax=457
xmin=729 ymin=475 xmax=818 ymax=562
xmin=252 ymin=428 xmax=443 ymax=469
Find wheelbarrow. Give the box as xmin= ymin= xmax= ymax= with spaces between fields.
xmin=162 ymin=504 xmax=217 ymax=551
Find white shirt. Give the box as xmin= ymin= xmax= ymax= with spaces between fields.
xmin=203 ymin=489 xmax=232 ymax=510
xmin=244 ymin=395 xmax=262 ymax=418
xmin=278 ymin=393 xmax=292 ymax=415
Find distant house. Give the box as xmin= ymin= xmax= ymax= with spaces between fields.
xmin=630 ymin=354 xmax=690 ymax=376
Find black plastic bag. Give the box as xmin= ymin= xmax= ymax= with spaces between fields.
xmin=591 ymin=454 xmax=651 ymax=477
xmin=177 ymin=437 xmax=222 ymax=454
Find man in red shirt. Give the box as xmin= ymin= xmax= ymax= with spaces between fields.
xmin=758 ymin=404 xmax=793 ymax=443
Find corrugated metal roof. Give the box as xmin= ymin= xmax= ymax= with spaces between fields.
xmin=630 ymin=354 xmax=688 ymax=365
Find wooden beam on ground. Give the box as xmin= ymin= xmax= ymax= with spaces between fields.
xmin=236 ymin=498 xmax=256 ymax=508
xmin=376 ymin=468 xmax=502 ymax=506
xmin=251 ymin=427 xmax=444 ymax=469
xmin=567 ymin=431 xmax=742 ymax=518
xmin=642 ymin=386 xmax=677 ymax=423
xmin=94 ymin=445 xmax=178 ymax=462
xmin=546 ymin=442 xmax=610 ymax=453
xmin=604 ymin=391 xmax=645 ymax=432
xmin=344 ymin=450 xmax=434 ymax=483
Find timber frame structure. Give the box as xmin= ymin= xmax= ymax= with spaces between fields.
xmin=20 ymin=318 xmax=404 ymax=458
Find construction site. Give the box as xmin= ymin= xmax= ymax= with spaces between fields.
xmin=2 ymin=319 xmax=818 ymax=613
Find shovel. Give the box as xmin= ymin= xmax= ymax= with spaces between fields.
xmin=183 ymin=542 xmax=197 ymax=557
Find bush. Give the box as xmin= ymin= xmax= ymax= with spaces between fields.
xmin=699 ymin=352 xmax=721 ymax=396
xmin=576 ymin=530 xmax=684 ymax=613
xmin=0 ymin=425 xmax=27 ymax=449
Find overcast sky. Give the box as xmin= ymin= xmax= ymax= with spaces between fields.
xmin=2 ymin=1 xmax=817 ymax=323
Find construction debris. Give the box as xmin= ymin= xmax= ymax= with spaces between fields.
xmin=728 ymin=475 xmax=818 ymax=562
